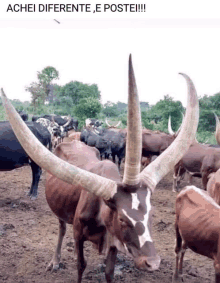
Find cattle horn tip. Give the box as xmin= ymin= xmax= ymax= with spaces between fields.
xmin=1 ymin=88 xmax=6 ymax=97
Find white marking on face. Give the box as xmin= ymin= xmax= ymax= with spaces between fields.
xmin=131 ymin=193 xmax=140 ymax=210
xmin=122 ymin=189 xmax=152 ymax=247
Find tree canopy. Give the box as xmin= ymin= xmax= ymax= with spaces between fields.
xmin=26 ymin=66 xmax=59 ymax=110
xmin=21 ymin=65 xmax=220 ymax=143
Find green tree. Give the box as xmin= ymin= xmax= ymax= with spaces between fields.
xmin=38 ymin=66 xmax=59 ymax=87
xmin=57 ymin=81 xmax=101 ymax=105
xmin=25 ymin=82 xmax=46 ymax=110
xmin=116 ymin=101 xmax=127 ymax=113
xmin=26 ymin=66 xmax=59 ymax=109
xmin=141 ymin=95 xmax=184 ymax=132
xmin=103 ymin=101 xmax=120 ymax=117
xmin=140 ymin=101 xmax=149 ymax=111
xmin=74 ymin=97 xmax=102 ymax=127
xmin=198 ymin=93 xmax=220 ymax=133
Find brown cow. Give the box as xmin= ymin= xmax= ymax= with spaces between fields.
xmin=142 ymin=129 xmax=176 ymax=161
xmin=207 ymin=168 xmax=220 ymax=205
xmin=172 ymin=142 xmax=220 ymax=192
xmin=63 ymin=132 xmax=81 ymax=143
xmin=141 ymin=156 xmax=151 ymax=168
xmin=69 ymin=131 xmax=81 ymax=141
xmin=1 ymin=56 xmax=199 ymax=282
xmin=173 ymin=185 xmax=220 ymax=283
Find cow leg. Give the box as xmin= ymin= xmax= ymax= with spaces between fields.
xmin=112 ymin=153 xmax=116 ymax=164
xmin=105 ymin=246 xmax=118 ymax=283
xmin=172 ymin=164 xmax=180 ymax=192
xmin=202 ymin=171 xmax=210 ymax=190
xmin=118 ymin=157 xmax=122 ymax=169
xmin=178 ymin=242 xmax=187 ymax=279
xmin=187 ymin=172 xmax=193 ymax=184
xmin=28 ymin=161 xmax=42 ymax=199
xmin=75 ymin=238 xmax=87 ymax=283
xmin=172 ymin=175 xmax=178 ymax=192
xmin=49 ymin=140 xmax=52 ymax=151
xmin=173 ymin=166 xmax=185 ymax=192
xmin=172 ymin=225 xmax=184 ymax=282
xmin=46 ymin=219 xmax=66 ymax=271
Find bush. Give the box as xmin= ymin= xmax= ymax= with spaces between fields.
xmin=196 ymin=131 xmax=216 ymax=144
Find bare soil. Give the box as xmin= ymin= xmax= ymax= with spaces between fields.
xmin=0 ymin=165 xmax=214 ymax=283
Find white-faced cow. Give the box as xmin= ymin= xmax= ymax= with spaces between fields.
xmin=36 ymin=118 xmax=61 ymax=147
xmin=1 ymin=56 xmax=199 ymax=282
xmin=85 ymin=118 xmax=103 ymax=128
xmin=173 ymin=185 xmax=220 ymax=283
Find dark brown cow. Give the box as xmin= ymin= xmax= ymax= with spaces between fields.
xmin=1 ymin=56 xmax=199 ymax=283
xmin=141 ymin=156 xmax=151 ymax=168
xmin=142 ymin=129 xmax=176 ymax=161
xmin=173 ymin=185 xmax=220 ymax=283
xmin=172 ymin=142 xmax=220 ymax=192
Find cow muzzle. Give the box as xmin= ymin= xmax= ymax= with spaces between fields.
xmin=134 ymin=255 xmax=161 ymax=271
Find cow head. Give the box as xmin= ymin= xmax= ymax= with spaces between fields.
xmin=1 ymin=55 xmax=199 ymax=272
xmin=106 ymin=183 xmax=160 ymax=270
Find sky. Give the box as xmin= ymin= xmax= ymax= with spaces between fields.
xmin=1 ymin=1 xmax=220 ymax=108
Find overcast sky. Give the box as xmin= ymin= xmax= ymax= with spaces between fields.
xmin=1 ymin=1 xmax=220 ymax=107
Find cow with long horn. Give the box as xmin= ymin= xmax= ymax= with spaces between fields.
xmin=168 ymin=115 xmax=175 ymax=135
xmin=105 ymin=118 xmax=121 ymax=129
xmin=1 ymin=56 xmax=199 ymax=283
xmin=141 ymin=114 xmax=184 ymax=166
xmin=168 ymin=112 xmax=184 ymax=136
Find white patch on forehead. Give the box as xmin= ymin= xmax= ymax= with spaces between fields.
xmin=131 ymin=193 xmax=140 ymax=210
xmin=122 ymin=189 xmax=152 ymax=247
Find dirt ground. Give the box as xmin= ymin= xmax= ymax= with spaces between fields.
xmin=0 ymin=163 xmax=214 ymax=283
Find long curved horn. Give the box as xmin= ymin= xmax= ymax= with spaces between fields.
xmin=140 ymin=73 xmax=199 ymax=191
xmin=176 ymin=112 xmax=185 ymax=135
xmin=122 ymin=55 xmax=142 ymax=186
xmin=168 ymin=116 xmax=175 ymax=135
xmin=214 ymin=112 xmax=220 ymax=145
xmin=1 ymin=89 xmax=117 ymax=200
xmin=51 ymin=115 xmax=55 ymax=125
xmin=63 ymin=116 xmax=72 ymax=127
xmin=115 ymin=121 xmax=121 ymax=128
xmin=105 ymin=118 xmax=111 ymax=127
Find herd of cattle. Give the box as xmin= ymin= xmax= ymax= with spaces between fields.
xmin=2 ymin=57 xmax=220 ymax=283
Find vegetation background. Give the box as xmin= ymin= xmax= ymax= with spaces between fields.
xmin=1 ymin=66 xmax=219 ymax=144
